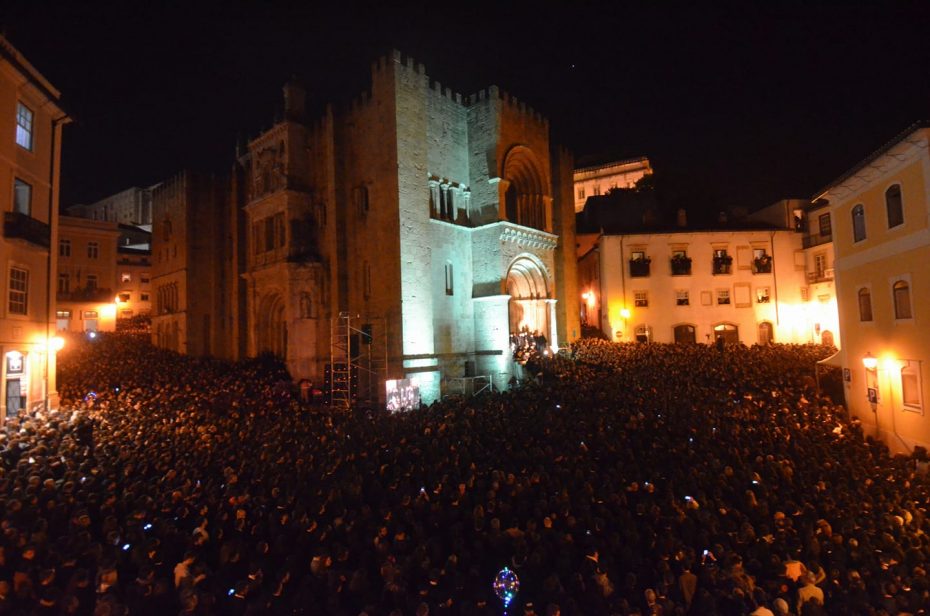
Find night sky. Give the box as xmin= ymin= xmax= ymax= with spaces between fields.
xmin=3 ymin=2 xmax=930 ymax=216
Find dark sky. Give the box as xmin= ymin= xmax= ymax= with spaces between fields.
xmin=3 ymin=2 xmax=930 ymax=215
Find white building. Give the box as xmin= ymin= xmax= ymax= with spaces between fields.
xmin=573 ymin=157 xmax=652 ymax=212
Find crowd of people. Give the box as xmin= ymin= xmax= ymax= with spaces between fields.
xmin=0 ymin=333 xmax=926 ymax=615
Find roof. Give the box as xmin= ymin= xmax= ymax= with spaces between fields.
xmin=574 ymin=156 xmax=651 ymax=175
xmin=0 ymin=35 xmax=69 ymax=118
xmin=813 ymin=120 xmax=930 ymax=200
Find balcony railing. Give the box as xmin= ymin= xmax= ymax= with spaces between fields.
xmin=4 ymin=212 xmax=50 ymax=248
xmin=670 ymin=258 xmax=692 ymax=276
xmin=752 ymin=257 xmax=773 ymax=274
xmin=629 ymin=259 xmax=651 ymax=277
xmin=57 ymin=287 xmax=114 ymax=302
xmin=712 ymin=258 xmax=732 ymax=275
xmin=807 ymin=268 xmax=835 ymax=284
xmin=803 ymin=234 xmax=832 ymax=249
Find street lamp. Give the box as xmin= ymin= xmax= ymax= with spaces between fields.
xmin=863 ymin=351 xmax=878 ymax=370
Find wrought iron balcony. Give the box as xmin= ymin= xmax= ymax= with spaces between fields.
xmin=670 ymin=258 xmax=692 ymax=276
xmin=4 ymin=212 xmax=50 ymax=248
xmin=807 ymin=269 xmax=834 ymax=284
xmin=803 ymin=234 xmax=832 ymax=249
xmin=629 ymin=259 xmax=651 ymax=277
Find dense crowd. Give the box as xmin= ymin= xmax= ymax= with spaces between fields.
xmin=0 ymin=333 xmax=926 ymax=615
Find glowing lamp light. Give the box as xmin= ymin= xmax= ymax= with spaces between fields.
xmin=620 ymin=308 xmax=631 ymax=320
xmin=49 ymin=336 xmax=65 ymax=352
xmin=493 ymin=567 xmax=519 ymax=609
xmin=862 ymin=352 xmax=878 ymax=370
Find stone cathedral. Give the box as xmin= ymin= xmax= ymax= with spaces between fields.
xmin=153 ymin=51 xmax=579 ymax=404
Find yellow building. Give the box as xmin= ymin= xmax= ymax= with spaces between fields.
xmin=56 ymin=216 xmax=120 ymax=333
xmin=816 ymin=122 xmax=930 ymax=452
xmin=0 ymin=36 xmax=68 ymax=417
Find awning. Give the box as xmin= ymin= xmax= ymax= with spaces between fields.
xmin=817 ymin=348 xmax=844 ymax=368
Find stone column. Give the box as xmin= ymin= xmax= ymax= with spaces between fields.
xmin=547 ymin=298 xmax=559 ymax=351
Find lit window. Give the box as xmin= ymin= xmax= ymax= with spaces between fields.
xmin=56 ymin=310 xmax=71 ymax=319
xmin=121 ymin=272 xmax=132 ymax=283
xmin=13 ymin=179 xmax=31 ymax=216
xmin=8 ymin=267 xmax=28 ymax=315
xmin=818 ymin=213 xmax=831 ymax=237
xmin=858 ymin=288 xmax=873 ymax=322
xmin=59 ymin=239 xmax=71 ymax=257
xmin=634 ymin=325 xmax=651 ymax=343
xmin=87 ymin=242 xmax=99 ymax=259
xmin=716 ymin=289 xmax=730 ymax=305
xmin=756 ymin=287 xmax=770 ymax=303
xmin=902 ymin=360 xmax=922 ymax=410
xmin=676 ymin=290 xmax=689 ymax=306
xmin=445 ymin=263 xmax=453 ymax=296
xmin=893 ymin=280 xmax=912 ymax=319
xmin=16 ymin=103 xmax=33 ymax=150
xmin=634 ymin=291 xmax=648 ymax=307
xmin=852 ymin=204 xmax=866 ymax=242
xmin=886 ymin=185 xmax=903 ymax=229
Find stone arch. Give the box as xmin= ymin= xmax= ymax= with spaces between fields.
xmin=713 ymin=322 xmax=740 ymax=345
xmin=506 ymin=255 xmax=552 ymax=341
xmin=673 ymin=323 xmax=697 ymax=344
xmin=502 ymin=145 xmax=548 ymax=231
xmin=256 ymin=293 xmax=287 ymax=358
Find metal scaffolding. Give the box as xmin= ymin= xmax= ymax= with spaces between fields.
xmin=329 ymin=312 xmax=387 ymax=407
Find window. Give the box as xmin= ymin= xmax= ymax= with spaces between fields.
xmin=632 ymin=250 xmax=645 ymax=260
xmin=893 ymin=280 xmax=912 ymax=319
xmin=121 ymin=272 xmax=132 ymax=283
xmin=87 ymin=275 xmax=98 ymax=290
xmin=13 ymin=179 xmax=31 ymax=216
xmin=756 ymin=287 xmax=770 ymax=303
xmin=858 ymin=288 xmax=873 ymax=322
xmin=676 ymin=290 xmax=689 ymax=306
xmin=274 ymin=212 xmax=286 ymax=248
xmin=445 ymin=263 xmax=453 ymax=296
xmin=8 ymin=268 xmax=28 ymax=315
xmin=713 ymin=248 xmax=732 ymax=275
xmin=264 ymin=217 xmax=275 ymax=251
xmin=634 ymin=291 xmax=648 ymax=307
xmin=852 ymin=204 xmax=866 ymax=242
xmin=56 ymin=310 xmax=71 ymax=318
xmin=15 ymin=103 xmax=33 ymax=150
xmin=902 ymin=360 xmax=922 ymax=410
xmin=59 ymin=239 xmax=71 ymax=257
xmin=58 ymin=273 xmax=70 ymax=294
xmin=141 ymin=273 xmax=150 ymax=284
xmin=87 ymin=242 xmax=99 ymax=259
xmin=577 ymin=188 xmax=585 ymax=200
xmin=118 ymin=292 xmax=131 ymax=302
xmin=814 ymin=253 xmax=827 ymax=278
xmin=83 ymin=311 xmax=98 ymax=319
xmin=716 ymin=289 xmax=730 ymax=305
xmin=141 ymin=293 xmax=150 ymax=301
xmin=818 ymin=213 xmax=831 ymax=237
xmin=758 ymin=321 xmax=774 ymax=345
xmin=714 ymin=323 xmax=739 ymax=344
xmin=886 ymin=185 xmax=904 ymax=228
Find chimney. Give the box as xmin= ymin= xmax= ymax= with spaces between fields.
xmin=676 ymin=208 xmax=687 ymax=228
xmin=283 ymin=78 xmax=306 ymax=122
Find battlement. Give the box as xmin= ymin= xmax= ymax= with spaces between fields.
xmin=465 ymin=86 xmax=549 ymax=127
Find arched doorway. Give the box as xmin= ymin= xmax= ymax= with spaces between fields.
xmin=821 ymin=330 xmax=835 ymax=347
xmin=506 ymin=256 xmax=551 ymax=344
xmin=257 ymin=293 xmax=287 ymax=358
xmin=502 ymin=146 xmax=547 ymax=231
xmin=713 ymin=322 xmax=739 ymax=344
xmin=673 ymin=324 xmax=696 ymax=344
xmin=758 ymin=321 xmax=774 ymax=345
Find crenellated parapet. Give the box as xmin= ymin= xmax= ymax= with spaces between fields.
xmin=465 ymin=86 xmax=549 ymax=130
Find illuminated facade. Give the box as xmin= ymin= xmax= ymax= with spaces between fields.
xmin=801 ymin=199 xmax=840 ymax=347
xmin=67 ymin=185 xmax=155 ymax=226
xmin=573 ymin=157 xmax=652 ymax=212
xmin=580 ymin=201 xmax=817 ymax=345
xmin=817 ymin=122 xmax=930 ymax=452
xmin=0 ymin=36 xmax=68 ymax=417
xmin=233 ymin=52 xmax=579 ymax=403
xmin=56 ymin=216 xmax=119 ymax=333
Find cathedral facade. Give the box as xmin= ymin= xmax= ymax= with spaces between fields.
xmin=230 ymin=51 xmax=579 ymax=403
